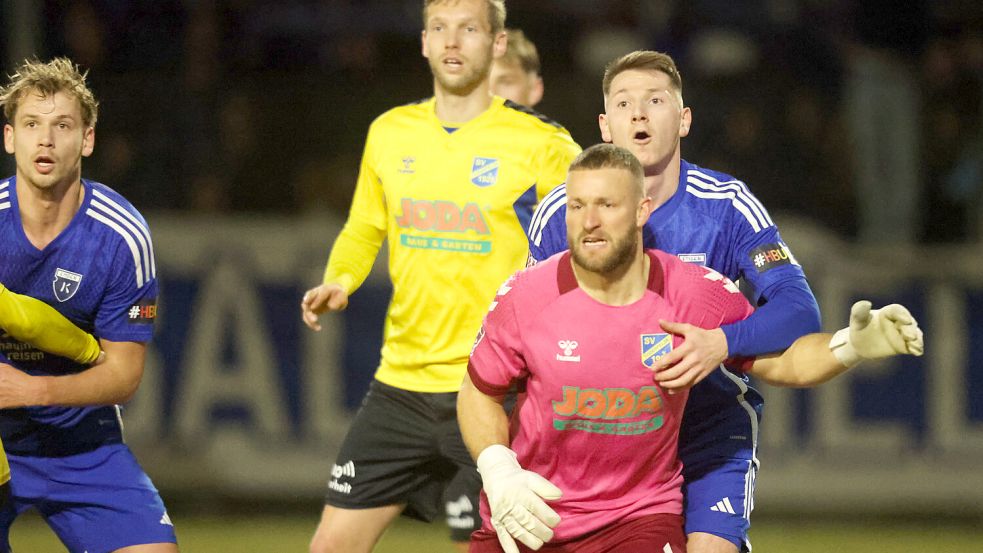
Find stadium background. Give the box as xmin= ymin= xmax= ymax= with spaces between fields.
xmin=2 ymin=1 xmax=983 ymax=551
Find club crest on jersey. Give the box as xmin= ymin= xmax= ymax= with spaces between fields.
xmin=471 ymin=157 xmax=499 ymax=187
xmin=641 ymin=333 xmax=673 ymax=368
xmin=52 ymin=268 xmax=83 ymax=302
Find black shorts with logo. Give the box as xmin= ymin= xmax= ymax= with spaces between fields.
xmin=325 ymin=379 xmax=481 ymax=541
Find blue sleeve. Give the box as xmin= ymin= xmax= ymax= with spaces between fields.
xmin=719 ymin=207 xmax=821 ymax=356
xmin=96 ymin=233 xmax=158 ymax=343
xmin=721 ymin=276 xmax=821 ymax=357
xmin=526 ymin=185 xmax=569 ymax=261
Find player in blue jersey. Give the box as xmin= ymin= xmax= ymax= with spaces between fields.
xmin=0 ymin=58 xmax=177 ymax=553
xmin=526 ymin=50 xmax=822 ymax=553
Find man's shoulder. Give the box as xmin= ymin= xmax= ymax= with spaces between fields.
xmin=528 ymin=184 xmax=568 ymax=248
xmin=499 ymin=100 xmax=569 ymax=131
xmin=678 ymin=159 xmax=774 ymax=232
xmin=0 ymin=177 xmax=12 ymax=218
xmin=85 ymin=180 xmax=149 ymax=225
xmin=370 ymin=98 xmax=433 ymax=130
xmin=492 ymin=100 xmax=578 ymax=149
xmin=680 ymin=160 xmax=742 ymax=186
xmin=83 ymin=179 xmax=156 ymax=287
xmin=508 ymin=253 xmax=568 ymax=301
xmin=651 ymin=249 xmax=743 ymax=304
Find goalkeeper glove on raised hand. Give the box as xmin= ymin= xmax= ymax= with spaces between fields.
xmin=829 ymin=300 xmax=925 ymax=367
xmin=476 ymin=444 xmax=562 ymax=553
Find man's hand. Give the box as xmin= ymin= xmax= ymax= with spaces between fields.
xmin=0 ymin=363 xmax=45 ymax=408
xmin=300 ymin=283 xmax=349 ymax=331
xmin=477 ymin=444 xmax=562 ymax=552
xmin=651 ymin=321 xmax=728 ymax=391
xmin=830 ymin=301 xmax=925 ymax=367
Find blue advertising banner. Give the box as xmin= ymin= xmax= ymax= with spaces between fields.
xmin=122 ymin=215 xmax=983 ymax=514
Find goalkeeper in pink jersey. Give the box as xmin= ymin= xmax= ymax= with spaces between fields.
xmin=459 ymin=144 xmax=924 ymax=553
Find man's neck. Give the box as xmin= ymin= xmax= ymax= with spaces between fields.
xmin=17 ymin=175 xmax=83 ymax=249
xmin=643 ymin=150 xmax=683 ymax=210
xmin=574 ymin=251 xmax=650 ymax=306
xmin=433 ymin=81 xmax=494 ymax=124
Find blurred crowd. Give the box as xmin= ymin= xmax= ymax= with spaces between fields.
xmin=2 ymin=0 xmax=981 ymax=243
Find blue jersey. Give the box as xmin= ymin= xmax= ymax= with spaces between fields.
xmin=0 ymin=177 xmax=157 ymax=456
xmin=527 ymin=159 xmax=819 ymax=461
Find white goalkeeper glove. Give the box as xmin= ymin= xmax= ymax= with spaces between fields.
xmin=829 ymin=300 xmax=925 ymax=368
xmin=476 ymin=444 xmax=562 ymax=553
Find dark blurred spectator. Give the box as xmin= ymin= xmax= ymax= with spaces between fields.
xmin=922 ymin=27 xmax=983 ymax=243
xmin=188 ymin=173 xmax=232 ymax=214
xmin=293 ymin=155 xmax=358 ymax=216
xmin=842 ymin=0 xmax=929 ymax=244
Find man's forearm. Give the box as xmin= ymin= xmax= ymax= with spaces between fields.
xmin=37 ymin=340 xmax=146 ymax=406
xmin=458 ymin=373 xmax=511 ymax=461
xmin=748 ymin=332 xmax=847 ymax=387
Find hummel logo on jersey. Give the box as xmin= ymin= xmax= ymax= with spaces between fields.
xmin=710 ymin=497 xmax=737 ymax=514
xmin=53 ymin=268 xmax=83 ymax=302
xmin=399 ymin=156 xmax=415 ymax=174
xmin=556 ymin=340 xmax=580 ymax=362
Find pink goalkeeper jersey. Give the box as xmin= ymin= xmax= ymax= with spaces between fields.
xmin=468 ymin=249 xmax=754 ymax=542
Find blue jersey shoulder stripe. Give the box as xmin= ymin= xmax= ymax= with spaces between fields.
xmin=528 ymin=184 xmax=567 ymax=247
xmin=90 ymin=200 xmax=154 ymax=284
xmin=0 ymin=179 xmax=9 ymax=210
xmin=91 ymin=189 xmax=157 ymax=278
xmin=85 ymin=207 xmax=148 ymax=288
xmin=688 ymin=169 xmax=773 ymax=228
xmin=685 ymin=170 xmax=773 ymax=232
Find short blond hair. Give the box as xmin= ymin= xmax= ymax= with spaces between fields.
xmin=501 ymin=28 xmax=539 ymax=74
xmin=423 ymin=0 xmax=506 ymax=35
xmin=569 ymin=143 xmax=645 ymax=197
xmin=0 ymin=57 xmax=98 ymax=128
xmin=602 ymin=50 xmax=683 ymax=105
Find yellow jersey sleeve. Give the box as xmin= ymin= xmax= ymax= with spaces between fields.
xmin=328 ymin=98 xmax=582 ymax=392
xmin=0 ymin=282 xmax=102 ymax=365
xmin=534 ymin=126 xmax=582 ymax=197
xmin=322 ymin=125 xmax=388 ymax=295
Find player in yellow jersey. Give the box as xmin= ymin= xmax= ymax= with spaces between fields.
xmin=300 ymin=1 xmax=580 ymax=551
xmin=0 ymin=281 xmax=104 ymax=506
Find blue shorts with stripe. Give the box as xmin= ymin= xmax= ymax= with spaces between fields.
xmin=0 ymin=443 xmax=176 ymax=553
xmin=680 ymin=372 xmax=763 ymax=552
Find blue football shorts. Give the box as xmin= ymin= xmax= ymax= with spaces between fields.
xmin=682 ymin=456 xmax=757 ymax=552
xmin=0 ymin=443 xmax=177 ymax=553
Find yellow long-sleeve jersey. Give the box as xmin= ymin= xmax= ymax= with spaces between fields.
xmin=0 ymin=281 xmax=104 ymax=485
xmin=324 ymin=96 xmax=581 ymax=392
xmin=0 ymin=282 xmax=101 ymax=365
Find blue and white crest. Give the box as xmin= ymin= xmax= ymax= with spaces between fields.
xmin=471 ymin=157 xmax=499 ymax=187
xmin=641 ymin=333 xmax=673 ymax=368
xmin=52 ymin=268 xmax=83 ymax=302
